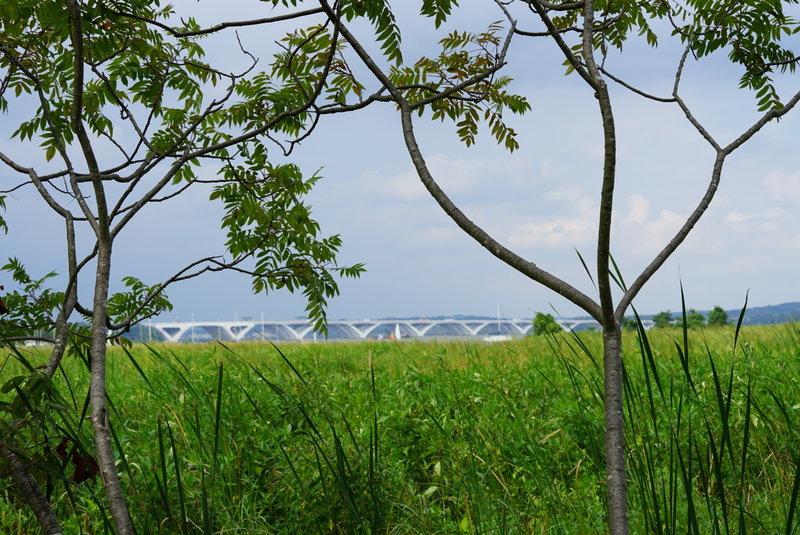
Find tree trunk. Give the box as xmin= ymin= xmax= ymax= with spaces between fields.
xmin=1 ymin=444 xmax=64 ymax=534
xmin=603 ymin=327 xmax=629 ymax=534
xmin=89 ymin=242 xmax=135 ymax=535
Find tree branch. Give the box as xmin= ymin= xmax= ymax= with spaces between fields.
xmin=106 ymin=2 xmax=325 ymax=38
xmin=528 ymin=1 xmax=594 ymax=86
xmin=400 ymin=103 xmax=602 ymax=320
xmin=616 ymin=88 xmax=800 ymax=317
xmin=599 ymin=66 xmax=676 ymax=103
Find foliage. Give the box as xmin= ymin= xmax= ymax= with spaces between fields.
xmin=389 ymin=23 xmax=531 ymax=151
xmin=0 ymin=260 xmax=63 ymax=342
xmin=652 ymin=310 xmax=674 ymax=329
xmin=532 ymin=311 xmax=563 ymax=335
xmin=708 ymin=305 xmax=730 ymax=326
xmin=2 ymin=1 xmax=798 ymax=533
xmin=672 ymin=0 xmax=800 ymax=111
xmin=2 ymin=325 xmax=799 ymax=533
xmin=0 ymin=0 xmax=372 ymax=338
xmin=107 ymin=277 xmax=172 ymax=328
xmin=676 ymin=308 xmax=706 ymax=329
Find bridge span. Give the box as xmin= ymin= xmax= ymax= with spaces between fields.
xmin=146 ymin=317 xmax=626 ymax=343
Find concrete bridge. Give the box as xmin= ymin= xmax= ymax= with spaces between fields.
xmin=145 ymin=317 xmax=629 ymax=343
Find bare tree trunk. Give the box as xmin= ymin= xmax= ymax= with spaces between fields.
xmin=89 ymin=242 xmax=135 ymax=535
xmin=603 ymin=327 xmax=629 ymax=534
xmin=0 ymin=444 xmax=64 ymax=534
xmin=45 ymin=216 xmax=79 ymax=377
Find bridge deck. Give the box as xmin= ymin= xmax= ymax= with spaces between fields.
xmin=144 ymin=318 xmax=634 ymax=343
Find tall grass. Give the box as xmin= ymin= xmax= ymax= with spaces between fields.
xmin=1 ymin=323 xmax=798 ymax=533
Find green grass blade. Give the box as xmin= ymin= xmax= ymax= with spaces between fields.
xmin=122 ymin=344 xmax=156 ymax=393
xmin=733 ymin=290 xmax=749 ymax=353
xmin=156 ymin=419 xmax=173 ymax=524
xmin=270 ymin=341 xmax=309 ymax=386
xmin=201 ymin=468 xmax=212 ymax=534
xmin=738 ymin=378 xmax=752 ymax=535
xmin=609 ymin=252 xmax=629 ymax=292
xmin=575 ymin=248 xmax=597 ymax=291
xmin=680 ymin=281 xmax=689 ymax=362
xmin=212 ymin=362 xmax=224 ymax=475
xmin=166 ymin=420 xmax=189 ymax=535
xmin=786 ymin=455 xmax=800 ymax=535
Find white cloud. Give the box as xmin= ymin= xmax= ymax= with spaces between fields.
xmin=724 ymin=209 xmax=789 ymax=232
xmin=763 ymin=171 xmax=800 ymax=208
xmin=356 ymin=154 xmax=491 ymax=202
xmin=643 ymin=210 xmax=685 ymax=249
xmin=507 ymin=193 xmax=596 ymax=247
xmin=545 ymin=187 xmax=584 ymax=202
xmin=620 ymin=194 xmax=650 ymax=224
xmin=359 ymin=169 xmax=426 ymax=201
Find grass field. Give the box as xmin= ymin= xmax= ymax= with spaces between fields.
xmin=2 ymin=323 xmax=799 ymax=534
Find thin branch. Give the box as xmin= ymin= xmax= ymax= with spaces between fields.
xmin=616 ymin=90 xmax=800 ymax=318
xmin=527 ymin=0 xmax=586 ymax=11
xmin=515 ymin=25 xmax=581 ymax=37
xmin=754 ymin=55 xmax=800 ymax=75
xmin=106 ymin=2 xmax=325 ymax=38
xmin=724 ymin=89 xmax=800 ymax=153
xmin=0 ymin=155 xmax=75 ymax=220
xmin=528 ymin=1 xmax=594 ymax=87
xmin=672 ymin=44 xmax=722 ymax=151
xmin=44 ymin=215 xmax=79 ymax=377
xmin=599 ymin=66 xmax=676 ymax=102
xmin=110 ymin=23 xmax=342 ymax=237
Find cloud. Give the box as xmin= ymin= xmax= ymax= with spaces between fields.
xmin=507 ymin=192 xmax=596 ymax=248
xmin=640 ymin=209 xmax=687 ymax=253
xmin=356 ymin=154 xmax=491 ymax=202
xmin=620 ymin=194 xmax=650 ymax=224
xmin=505 ymin=192 xmax=667 ymax=252
xmin=724 ymin=209 xmax=789 ymax=232
xmin=763 ymin=171 xmax=800 ymax=208
xmin=545 ymin=187 xmax=583 ymax=202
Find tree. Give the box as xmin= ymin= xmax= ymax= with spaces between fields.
xmin=652 ymin=310 xmax=675 ymax=329
xmin=532 ymin=311 xmax=562 ymax=335
xmin=305 ymin=1 xmax=799 ymax=534
xmin=0 ymin=2 xmax=364 ymax=532
xmin=708 ymin=305 xmax=730 ymax=326
xmin=0 ymin=2 xmax=524 ymax=533
xmin=676 ymin=308 xmax=706 ymax=329
xmin=3 ymin=2 xmax=798 ymax=534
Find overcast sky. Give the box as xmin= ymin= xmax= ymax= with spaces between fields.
xmin=2 ymin=1 xmax=799 ymax=322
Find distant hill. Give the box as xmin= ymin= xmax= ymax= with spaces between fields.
xmin=380 ymin=302 xmax=800 ymax=327
xmin=730 ymin=301 xmax=800 ymax=325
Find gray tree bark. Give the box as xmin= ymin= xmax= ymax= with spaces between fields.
xmin=89 ymin=242 xmax=135 ymax=535
xmin=602 ymin=328 xmax=628 ymax=533
xmin=0 ymin=445 xmax=64 ymax=535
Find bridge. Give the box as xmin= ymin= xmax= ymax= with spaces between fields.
xmin=144 ymin=317 xmax=635 ymax=343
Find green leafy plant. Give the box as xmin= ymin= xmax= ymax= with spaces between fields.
xmin=0 ymin=1 xmax=531 ymax=532
xmin=708 ymin=305 xmax=730 ymax=326
xmin=532 ymin=312 xmax=563 ymax=336
xmin=336 ymin=1 xmax=799 ymax=533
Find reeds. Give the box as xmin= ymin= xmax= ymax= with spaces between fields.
xmin=2 ymin=321 xmax=798 ymax=533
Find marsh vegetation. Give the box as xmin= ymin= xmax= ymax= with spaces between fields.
xmin=2 ymin=322 xmax=798 ymax=534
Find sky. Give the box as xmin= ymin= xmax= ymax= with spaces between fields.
xmin=1 ymin=1 xmax=799 ymax=323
